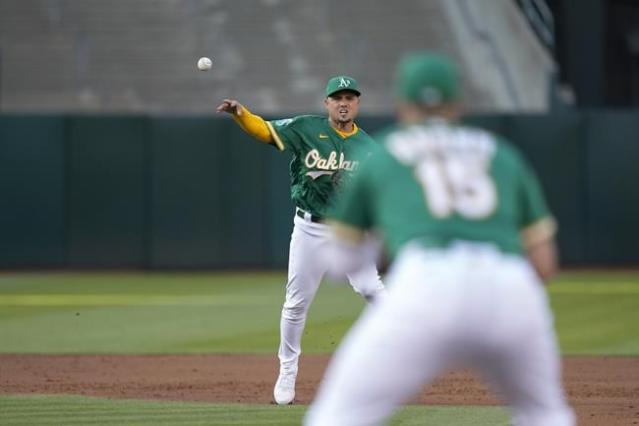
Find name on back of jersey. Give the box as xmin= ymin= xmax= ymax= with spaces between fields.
xmin=388 ymin=125 xmax=496 ymax=166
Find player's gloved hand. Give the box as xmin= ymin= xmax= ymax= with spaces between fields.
xmin=216 ymin=99 xmax=244 ymax=116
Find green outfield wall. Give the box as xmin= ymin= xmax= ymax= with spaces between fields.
xmin=1 ymin=111 xmax=637 ymax=268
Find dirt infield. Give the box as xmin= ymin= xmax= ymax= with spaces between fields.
xmin=1 ymin=354 xmax=637 ymax=425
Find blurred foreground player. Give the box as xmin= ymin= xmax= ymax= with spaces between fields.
xmin=216 ymin=76 xmax=384 ymax=405
xmin=305 ymin=53 xmax=574 ymax=426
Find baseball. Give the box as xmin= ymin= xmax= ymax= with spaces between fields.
xmin=197 ymin=56 xmax=212 ymax=71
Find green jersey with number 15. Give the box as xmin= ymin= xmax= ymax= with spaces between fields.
xmin=266 ymin=115 xmax=377 ymax=217
xmin=331 ymin=120 xmax=556 ymax=258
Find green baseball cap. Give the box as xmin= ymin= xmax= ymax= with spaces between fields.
xmin=325 ymin=75 xmax=361 ymax=97
xmin=395 ymin=52 xmax=460 ymax=105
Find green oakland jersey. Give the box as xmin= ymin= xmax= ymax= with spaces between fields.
xmin=332 ymin=120 xmax=556 ymax=258
xmin=266 ymin=115 xmax=377 ymax=217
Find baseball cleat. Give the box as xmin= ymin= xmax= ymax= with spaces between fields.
xmin=273 ymin=372 xmax=296 ymax=405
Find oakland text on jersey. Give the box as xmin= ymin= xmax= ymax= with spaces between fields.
xmin=387 ymin=123 xmax=496 ymax=167
xmin=304 ymin=149 xmax=359 ymax=173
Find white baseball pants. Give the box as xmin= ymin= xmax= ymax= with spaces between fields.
xmin=278 ymin=212 xmax=385 ymax=375
xmin=305 ymin=242 xmax=574 ymax=426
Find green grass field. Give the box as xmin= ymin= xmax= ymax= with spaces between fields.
xmin=0 ymin=395 xmax=509 ymax=425
xmin=0 ymin=271 xmax=637 ymax=424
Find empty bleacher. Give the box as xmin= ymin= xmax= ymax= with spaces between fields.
xmin=0 ymin=0 xmax=554 ymax=114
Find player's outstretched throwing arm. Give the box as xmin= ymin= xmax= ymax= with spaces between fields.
xmin=216 ymin=99 xmax=284 ymax=150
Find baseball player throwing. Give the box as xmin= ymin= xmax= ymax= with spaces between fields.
xmin=305 ymin=54 xmax=575 ymax=425
xmin=216 ymin=76 xmax=384 ymax=405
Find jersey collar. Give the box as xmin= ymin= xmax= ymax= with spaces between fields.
xmin=331 ymin=122 xmax=359 ymax=139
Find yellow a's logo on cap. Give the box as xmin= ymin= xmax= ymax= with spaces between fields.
xmin=338 ymin=78 xmax=351 ymax=88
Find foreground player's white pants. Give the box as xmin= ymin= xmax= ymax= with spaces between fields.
xmin=278 ymin=212 xmax=384 ymax=375
xmin=305 ymin=242 xmax=575 ymax=426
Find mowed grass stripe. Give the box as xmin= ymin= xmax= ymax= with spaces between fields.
xmin=4 ymin=413 xmax=245 ymax=425
xmin=2 ymin=283 xmax=638 ymax=307
xmin=0 ymin=395 xmax=510 ymax=425
xmin=549 ymin=281 xmax=639 ymax=294
xmin=1 ymin=396 xmax=303 ymax=425
xmin=2 ymin=406 xmax=220 ymax=416
xmin=0 ymin=294 xmax=270 ymax=306
xmin=1 ymin=279 xmax=637 ymax=306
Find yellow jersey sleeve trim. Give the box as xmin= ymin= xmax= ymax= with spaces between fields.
xmin=326 ymin=220 xmax=366 ymax=243
xmin=231 ymin=106 xmax=273 ymax=144
xmin=521 ymin=216 xmax=557 ymax=249
xmin=265 ymin=121 xmax=286 ymax=151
